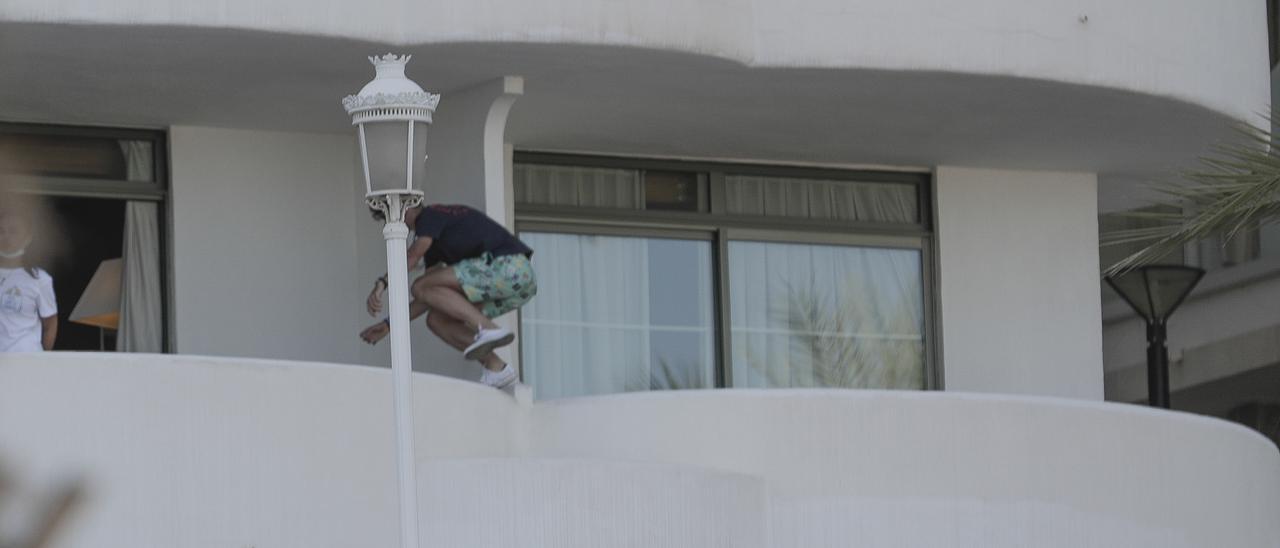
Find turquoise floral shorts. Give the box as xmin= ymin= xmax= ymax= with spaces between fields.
xmin=453 ymin=252 xmax=537 ymax=318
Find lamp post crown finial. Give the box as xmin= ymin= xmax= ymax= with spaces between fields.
xmin=343 ymin=52 xmax=440 ymax=114
xmin=369 ymin=53 xmax=412 ymax=67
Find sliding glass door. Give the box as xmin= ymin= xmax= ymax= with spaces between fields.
xmin=727 ymin=235 xmax=925 ymax=389
xmin=513 ymin=153 xmax=935 ymax=399
xmin=519 ymin=230 xmax=716 ymax=398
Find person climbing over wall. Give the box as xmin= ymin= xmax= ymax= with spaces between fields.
xmin=359 ymin=203 xmax=536 ymax=389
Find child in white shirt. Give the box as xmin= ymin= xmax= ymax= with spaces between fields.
xmin=0 ymin=209 xmax=57 ymax=352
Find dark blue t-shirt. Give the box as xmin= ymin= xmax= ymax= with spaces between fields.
xmin=413 ymin=204 xmax=533 ymax=267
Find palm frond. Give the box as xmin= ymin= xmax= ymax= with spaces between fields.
xmin=1102 ymin=116 xmax=1280 ymax=275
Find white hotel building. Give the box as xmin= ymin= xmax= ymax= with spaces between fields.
xmin=1 ymin=1 xmax=1279 ymax=546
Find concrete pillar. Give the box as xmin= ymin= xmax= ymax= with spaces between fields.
xmin=935 ymin=166 xmax=1104 ymax=399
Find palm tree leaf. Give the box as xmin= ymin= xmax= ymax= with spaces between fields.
xmin=1102 ymin=115 xmax=1280 ymax=275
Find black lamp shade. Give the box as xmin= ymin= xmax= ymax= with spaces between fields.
xmin=1105 ymin=264 xmax=1205 ymax=322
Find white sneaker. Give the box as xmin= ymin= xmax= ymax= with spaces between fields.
xmin=480 ymin=363 xmax=518 ymax=389
xmin=463 ymin=327 xmax=515 ymax=360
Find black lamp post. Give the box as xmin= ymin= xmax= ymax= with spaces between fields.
xmin=1104 ymin=264 xmax=1205 ymax=409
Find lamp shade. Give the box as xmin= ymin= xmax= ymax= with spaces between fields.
xmin=70 ymin=258 xmax=121 ymax=329
xmin=1104 ymin=264 xmax=1205 ymax=322
xmin=341 ymin=54 xmax=439 ymax=197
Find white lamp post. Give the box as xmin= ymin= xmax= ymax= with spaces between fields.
xmin=343 ymin=53 xmax=439 ymax=548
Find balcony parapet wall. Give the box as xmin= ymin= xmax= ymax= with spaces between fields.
xmin=2 ymin=353 xmax=1276 ymax=547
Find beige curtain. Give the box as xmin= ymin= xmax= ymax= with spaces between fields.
xmin=724 ymin=175 xmax=918 ymax=223
xmin=514 ymin=164 xmax=641 ymax=209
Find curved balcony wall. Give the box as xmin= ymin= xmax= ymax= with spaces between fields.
xmin=2 ymin=354 xmax=1277 ymax=547
xmin=0 ymin=0 xmax=1266 ymax=124
xmin=0 ymin=354 xmax=522 ymax=548
xmin=533 ymin=390 xmax=1280 ymax=547
xmin=420 ymin=459 xmax=769 ymax=547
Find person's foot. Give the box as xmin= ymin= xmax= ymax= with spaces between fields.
xmin=480 ymin=363 xmax=518 ymax=389
xmin=463 ymin=327 xmax=515 ymax=360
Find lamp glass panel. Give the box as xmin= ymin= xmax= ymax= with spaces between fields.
xmin=1106 ymin=269 xmax=1154 ymax=321
xmin=1143 ymin=266 xmax=1202 ymax=319
xmin=410 ymin=122 xmax=429 ymax=191
xmin=361 ymin=119 xmax=411 ymax=194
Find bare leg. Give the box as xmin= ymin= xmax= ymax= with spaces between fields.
xmin=411 ymin=267 xmax=499 ymax=332
xmin=425 ymin=310 xmax=507 ymax=372
xmin=424 ymin=311 xmax=470 ymax=351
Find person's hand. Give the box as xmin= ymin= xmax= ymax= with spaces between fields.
xmin=360 ymin=321 xmax=390 ymax=345
xmin=367 ymin=279 xmax=386 ymax=316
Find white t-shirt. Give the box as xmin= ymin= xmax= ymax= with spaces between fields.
xmin=0 ymin=267 xmax=57 ymax=352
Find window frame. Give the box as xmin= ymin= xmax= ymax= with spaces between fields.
xmin=1270 ymin=0 xmax=1279 ymax=69
xmin=517 ymin=225 xmax=721 ymax=392
xmin=0 ymin=122 xmax=168 ymax=201
xmin=721 ymin=229 xmax=934 ymax=390
xmin=513 ymin=151 xmax=940 ymax=392
xmin=0 ymin=122 xmax=172 ymax=352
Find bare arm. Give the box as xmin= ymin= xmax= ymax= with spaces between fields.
xmin=40 ymin=315 xmax=57 ymax=351
xmin=360 ymin=298 xmax=432 ymax=345
xmin=368 ymin=238 xmax=435 ymax=317
xmin=405 ymin=236 xmax=432 ymax=272
xmin=361 ymin=263 xmax=447 ymax=344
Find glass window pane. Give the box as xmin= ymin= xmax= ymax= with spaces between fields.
xmin=513 ymin=164 xmax=640 ymax=209
xmin=1261 ymin=222 xmax=1280 ymax=261
xmin=1097 ymin=205 xmax=1207 ymax=302
xmin=520 ymin=232 xmax=716 ymax=398
xmin=729 ymin=240 xmax=925 ymax=389
xmin=723 ymin=175 xmax=918 ymax=224
xmin=644 ymin=170 xmax=702 ymax=212
xmin=1098 ymin=205 xmax=1185 ymax=271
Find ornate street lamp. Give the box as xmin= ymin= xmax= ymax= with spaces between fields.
xmin=343 ymin=53 xmax=439 ymax=548
xmin=1104 ymin=264 xmax=1205 ymax=409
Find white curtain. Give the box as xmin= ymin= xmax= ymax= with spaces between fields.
xmin=520 ymin=233 xmax=652 ymax=398
xmin=117 ymin=140 xmax=163 ymax=353
xmin=514 ymin=164 xmax=641 ymax=209
xmin=724 ymin=175 xmax=918 ymax=223
xmin=729 ymin=241 xmax=924 ymax=389
xmin=119 ymin=140 xmax=152 ymax=183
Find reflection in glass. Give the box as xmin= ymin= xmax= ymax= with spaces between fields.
xmin=643 ymin=170 xmax=701 ymax=212
xmin=520 ymin=232 xmax=715 ymax=398
xmin=729 ymin=241 xmax=925 ymax=389
xmin=0 ymin=133 xmax=154 ymax=182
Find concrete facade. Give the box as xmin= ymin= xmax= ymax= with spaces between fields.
xmin=0 ymin=1 xmax=1274 ymax=546
xmin=936 ymin=167 xmax=1103 ymax=399
xmin=160 ymin=132 xmax=1114 ymax=399
xmin=169 ymin=126 xmax=362 ymax=363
